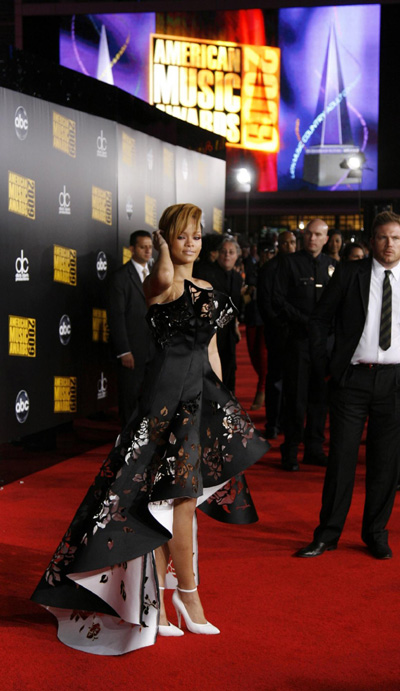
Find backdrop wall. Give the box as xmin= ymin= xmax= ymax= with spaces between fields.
xmin=1 ymin=82 xmax=226 ymax=442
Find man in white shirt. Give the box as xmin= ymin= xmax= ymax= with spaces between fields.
xmin=108 ymin=231 xmax=154 ymax=427
xmin=295 ymin=211 xmax=400 ymax=559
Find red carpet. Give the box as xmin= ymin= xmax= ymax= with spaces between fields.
xmin=1 ymin=334 xmax=400 ymax=690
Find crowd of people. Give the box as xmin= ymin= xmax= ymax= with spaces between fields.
xmin=31 ymin=206 xmax=400 ymax=656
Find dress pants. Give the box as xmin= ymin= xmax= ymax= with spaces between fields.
xmin=315 ymin=364 xmax=400 ymax=545
xmin=246 ymin=325 xmax=268 ymax=394
xmin=264 ymin=326 xmax=285 ymax=432
xmin=281 ymin=337 xmax=328 ymax=461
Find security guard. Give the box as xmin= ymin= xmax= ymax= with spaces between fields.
xmin=273 ymin=219 xmax=336 ymax=470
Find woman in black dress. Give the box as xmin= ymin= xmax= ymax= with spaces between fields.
xmin=31 ymin=203 xmax=269 ymax=655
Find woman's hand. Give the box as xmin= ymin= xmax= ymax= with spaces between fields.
xmin=153 ymin=229 xmax=168 ymax=253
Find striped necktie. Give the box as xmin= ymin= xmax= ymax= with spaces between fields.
xmin=142 ymin=266 xmax=148 ymax=281
xmin=379 ymin=270 xmax=392 ymax=351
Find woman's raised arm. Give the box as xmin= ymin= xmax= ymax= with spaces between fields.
xmin=144 ymin=230 xmax=174 ymax=303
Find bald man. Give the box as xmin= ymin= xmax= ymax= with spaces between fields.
xmin=273 ymin=220 xmax=337 ymax=470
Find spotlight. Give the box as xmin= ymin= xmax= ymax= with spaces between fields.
xmin=236 ymin=168 xmax=251 ymax=234
xmin=340 ymin=152 xmax=366 ymax=171
xmin=236 ymin=168 xmax=251 ymax=192
xmin=236 ymin=168 xmax=251 ymax=186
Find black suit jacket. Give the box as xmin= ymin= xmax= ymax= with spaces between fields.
xmin=273 ymin=249 xmax=337 ymax=340
xmin=257 ymin=254 xmax=281 ymax=325
xmin=257 ymin=254 xmax=289 ymax=350
xmin=309 ymin=257 xmax=372 ymax=384
xmin=107 ymin=260 xmax=153 ymax=367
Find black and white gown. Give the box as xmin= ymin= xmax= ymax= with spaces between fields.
xmin=31 ymin=280 xmax=269 ymax=655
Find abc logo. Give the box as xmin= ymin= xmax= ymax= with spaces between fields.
xmin=59 ymin=314 xmax=71 ymax=345
xmin=96 ymin=251 xmax=107 ymax=280
xmin=15 ymin=106 xmax=29 ymax=141
xmin=97 ymin=130 xmax=107 ymax=150
xmin=59 ymin=185 xmax=71 ymax=211
xmin=97 ymin=372 xmax=108 ymax=399
xmin=15 ymin=390 xmax=30 ymax=423
xmin=15 ymin=250 xmax=29 ymax=276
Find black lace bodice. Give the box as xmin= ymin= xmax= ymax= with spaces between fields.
xmin=146 ymin=280 xmax=236 ymax=349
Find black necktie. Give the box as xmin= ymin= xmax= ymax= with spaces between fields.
xmin=379 ymin=270 xmax=392 ymax=351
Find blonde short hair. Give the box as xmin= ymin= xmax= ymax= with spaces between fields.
xmin=158 ymin=203 xmax=202 ymax=246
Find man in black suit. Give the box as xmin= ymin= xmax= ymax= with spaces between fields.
xmin=257 ymin=231 xmax=297 ymax=438
xmin=273 ymin=219 xmax=336 ymax=470
xmin=194 ymin=236 xmax=243 ymax=392
xmin=107 ymin=230 xmax=153 ymax=427
xmin=296 ymin=211 xmax=400 ymax=560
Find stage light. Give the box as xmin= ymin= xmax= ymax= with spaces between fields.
xmin=347 ymin=156 xmax=362 ymax=170
xmin=236 ymin=168 xmax=251 ymax=235
xmin=299 ymin=221 xmax=305 ymax=230
xmin=236 ymin=168 xmax=251 ymax=186
xmin=340 ymin=152 xmax=366 ymax=171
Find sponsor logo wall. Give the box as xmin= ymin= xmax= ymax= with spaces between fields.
xmin=0 ymin=85 xmax=225 ymax=441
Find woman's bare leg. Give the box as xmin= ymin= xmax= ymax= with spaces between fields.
xmin=168 ymin=497 xmax=208 ymax=624
xmin=154 ymin=543 xmax=170 ymax=625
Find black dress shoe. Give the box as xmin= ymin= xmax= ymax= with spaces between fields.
xmin=280 ymin=443 xmax=298 ymax=471
xmin=264 ymin=425 xmax=278 ymax=439
xmin=281 ymin=461 xmax=299 ymax=471
xmin=366 ymin=542 xmax=392 ymax=560
xmin=303 ymin=452 xmax=328 ymax=467
xmin=294 ymin=539 xmax=338 ymax=557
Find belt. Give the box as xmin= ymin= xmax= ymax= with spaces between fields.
xmin=351 ymin=363 xmax=398 ymax=369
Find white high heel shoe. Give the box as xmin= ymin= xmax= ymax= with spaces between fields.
xmin=158 ymin=622 xmax=184 ymax=637
xmin=172 ymin=587 xmax=220 ymax=635
xmin=158 ymin=586 xmax=184 ymax=637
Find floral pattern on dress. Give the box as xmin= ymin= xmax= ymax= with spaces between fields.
xmin=93 ymin=491 xmax=126 ymax=536
xmin=188 ymin=281 xmax=236 ymax=331
xmin=45 ymin=529 xmax=77 ymax=585
xmin=207 ymin=475 xmax=253 ymax=515
xmin=69 ymin=612 xmax=103 ymax=640
xmin=221 ymin=399 xmax=255 ymax=447
xmin=126 ymin=418 xmax=150 ymax=461
xmin=202 ymin=438 xmax=233 ymax=480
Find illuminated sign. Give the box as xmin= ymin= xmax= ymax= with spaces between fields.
xmin=92 ymin=308 xmax=109 ymax=342
xmin=54 ymin=376 xmax=77 ymax=413
xmin=150 ymin=34 xmax=280 ymax=152
xmin=123 ymin=247 xmax=132 ymax=264
xmin=92 ymin=185 xmax=112 ymax=225
xmin=53 ymin=111 xmax=76 ymax=158
xmin=213 ymin=207 xmax=223 ymax=234
xmin=8 ymin=171 xmax=35 ymax=220
xmin=54 ymin=244 xmax=77 ymax=285
xmin=145 ymin=195 xmax=157 ymax=227
xmin=121 ymin=131 xmax=136 ymax=166
xmin=9 ymin=315 xmax=36 ymax=357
